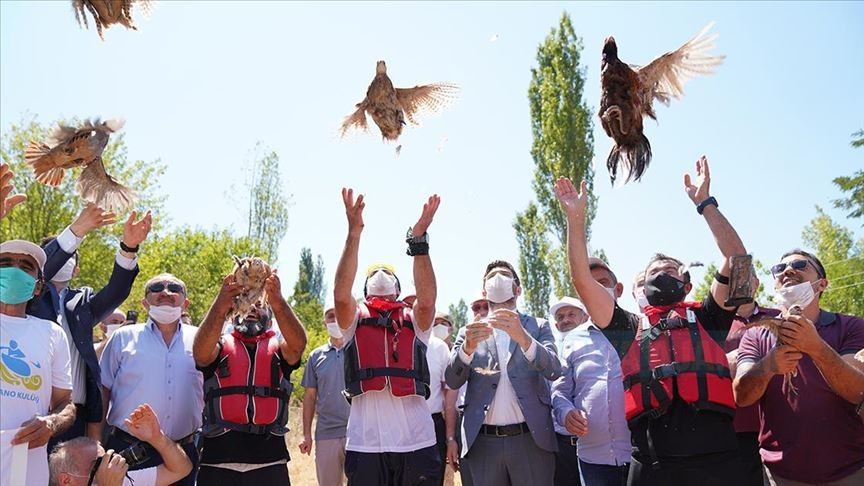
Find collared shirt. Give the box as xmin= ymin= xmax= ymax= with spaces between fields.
xmin=99 ymin=319 xmax=203 ymax=440
xmin=425 ymin=336 xmax=450 ymax=415
xmin=551 ymin=322 xmax=631 ymax=466
xmin=55 ymin=226 xmax=137 ymax=405
xmin=458 ymin=328 xmax=538 ymax=426
xmin=300 ymin=342 xmax=350 ymax=440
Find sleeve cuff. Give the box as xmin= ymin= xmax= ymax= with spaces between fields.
xmin=57 ymin=226 xmax=84 ymax=253
xmin=458 ymin=347 xmax=473 ymax=365
xmin=115 ymin=252 xmax=138 ymax=270
xmin=555 ymin=402 xmax=577 ymax=427
xmin=523 ymin=340 xmax=538 ymax=361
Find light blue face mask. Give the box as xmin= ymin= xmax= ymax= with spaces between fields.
xmin=0 ymin=267 xmax=38 ymax=304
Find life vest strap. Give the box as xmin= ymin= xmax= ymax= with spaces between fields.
xmin=354 ymin=367 xmax=422 ymax=380
xmin=209 ymin=420 xmax=288 ymax=435
xmin=205 ymin=385 xmax=289 ymax=401
xmin=623 ymin=361 xmax=731 ymax=389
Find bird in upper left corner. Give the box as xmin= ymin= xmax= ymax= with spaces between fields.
xmin=72 ymin=0 xmax=154 ymax=40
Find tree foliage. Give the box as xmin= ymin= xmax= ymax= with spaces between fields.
xmin=448 ymin=298 xmax=469 ymax=338
xmin=514 ymin=202 xmax=552 ymax=318
xmin=246 ymin=143 xmax=291 ymax=262
xmin=291 ymin=247 xmax=326 ymax=308
xmin=831 ymin=130 xmax=864 ymax=224
xmin=801 ymin=207 xmax=864 ymax=316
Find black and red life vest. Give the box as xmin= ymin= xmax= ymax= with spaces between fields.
xmin=343 ymin=297 xmax=430 ymax=399
xmin=621 ymin=302 xmax=735 ymax=424
xmin=202 ymin=330 xmax=291 ymax=437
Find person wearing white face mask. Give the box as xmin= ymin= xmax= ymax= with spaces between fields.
xmin=299 ymin=304 xmax=350 ymax=486
xmin=27 ymin=203 xmax=151 ymax=449
xmin=99 ymin=273 xmax=203 ymax=486
xmin=445 ymin=260 xmax=562 ymax=486
xmin=735 ymin=250 xmax=864 ymax=486
xmin=334 ymin=188 xmax=443 ymax=485
xmin=631 ymin=271 xmax=648 ymax=314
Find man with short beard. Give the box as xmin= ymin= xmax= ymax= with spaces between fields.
xmin=445 ymin=260 xmax=562 ymax=486
xmin=193 ymin=270 xmax=307 ymax=485
xmin=735 ymin=250 xmax=864 ymax=485
xmin=99 ymin=273 xmax=202 ymax=486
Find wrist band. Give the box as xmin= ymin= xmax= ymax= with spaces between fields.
xmin=714 ymin=271 xmax=730 ymax=285
xmin=696 ymin=196 xmax=718 ymax=215
xmin=406 ymin=242 xmax=429 ymax=256
xmin=120 ymin=241 xmax=140 ymax=253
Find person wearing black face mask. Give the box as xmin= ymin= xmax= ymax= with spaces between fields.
xmin=192 ymin=270 xmax=307 ymax=485
xmin=555 ymin=155 xmax=749 ymax=486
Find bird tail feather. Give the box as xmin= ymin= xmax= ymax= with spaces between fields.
xmin=26 ymin=142 xmax=66 ymax=186
xmin=76 ymin=158 xmax=137 ymax=212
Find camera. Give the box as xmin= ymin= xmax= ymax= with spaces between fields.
xmin=125 ymin=310 xmax=138 ymax=324
xmin=117 ymin=441 xmax=150 ymax=467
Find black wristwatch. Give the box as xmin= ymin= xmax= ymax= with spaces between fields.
xmin=406 ymin=227 xmax=430 ymax=256
xmin=696 ymin=196 xmax=718 ymax=215
xmin=119 ymin=241 xmax=139 ymax=253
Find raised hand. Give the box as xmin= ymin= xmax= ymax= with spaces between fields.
xmin=69 ymin=203 xmax=117 ymax=237
xmin=263 ymin=270 xmax=284 ymax=302
xmin=684 ymin=155 xmax=712 ymax=205
xmin=124 ymin=404 xmax=163 ymax=443
xmin=0 ymin=163 xmax=27 ymax=220
xmin=122 ymin=210 xmax=152 ymax=248
xmin=342 ymin=188 xmax=365 ymax=236
xmin=412 ymin=194 xmax=441 ymax=237
xmin=554 ymin=177 xmax=588 ymax=218
xmin=214 ymin=274 xmax=243 ymax=313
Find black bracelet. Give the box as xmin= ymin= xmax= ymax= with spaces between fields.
xmin=406 ymin=242 xmax=429 ymax=256
xmin=714 ymin=271 xmax=730 ymax=285
xmin=119 ymin=241 xmax=140 ymax=253
xmin=696 ymin=196 xmax=718 ymax=215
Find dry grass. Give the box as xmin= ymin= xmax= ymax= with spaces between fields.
xmin=284 ymin=406 xmax=462 ymax=485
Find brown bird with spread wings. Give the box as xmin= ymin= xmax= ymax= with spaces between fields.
xmin=599 ymin=22 xmax=725 ymax=184
xmin=25 ymin=119 xmax=136 ymax=213
xmin=72 ymin=0 xmax=153 ymax=40
xmin=341 ymin=61 xmax=459 ymax=142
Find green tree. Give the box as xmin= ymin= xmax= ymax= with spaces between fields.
xmin=801 ymin=207 xmax=864 ymax=316
xmin=514 ymin=202 xmax=552 ymax=317
xmin=246 ymin=143 xmax=291 ymax=263
xmin=448 ymin=298 xmax=469 ymax=337
xmin=517 ymin=11 xmax=596 ymax=303
xmin=831 ymin=130 xmax=864 ymax=224
xmin=291 ymin=247 xmax=326 ymax=307
xmin=0 ymin=117 xmax=166 ymax=291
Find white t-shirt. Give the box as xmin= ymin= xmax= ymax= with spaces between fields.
xmin=0 ymin=313 xmax=72 ymax=485
xmin=425 ymin=336 xmax=450 ymax=415
xmin=340 ymin=306 xmax=437 ymax=453
xmin=126 ymin=466 xmax=158 ymax=485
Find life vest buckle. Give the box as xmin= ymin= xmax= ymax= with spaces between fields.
xmin=651 ymin=363 xmax=679 ymax=380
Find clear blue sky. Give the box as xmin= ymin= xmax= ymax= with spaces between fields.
xmin=2 ymin=1 xmax=862 ymax=316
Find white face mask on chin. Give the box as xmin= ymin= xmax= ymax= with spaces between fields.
xmin=635 ymin=288 xmax=649 ymax=312
xmin=432 ymin=325 xmax=450 ymax=340
xmin=775 ymin=281 xmax=816 ymax=311
xmin=51 ymin=258 xmax=76 ymax=283
xmin=148 ymin=305 xmax=183 ymax=324
xmin=367 ymin=271 xmax=398 ymax=297
xmin=484 ymin=274 xmax=515 ymax=304
xmin=325 ymin=321 xmax=343 ymax=338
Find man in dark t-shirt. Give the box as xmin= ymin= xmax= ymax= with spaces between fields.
xmin=554 ymin=156 xmax=749 ymax=486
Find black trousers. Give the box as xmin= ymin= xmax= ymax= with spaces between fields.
xmin=736 ymin=432 xmax=765 ymax=486
xmin=432 ymin=412 xmax=447 ymax=486
xmin=104 ymin=429 xmax=200 ymax=486
xmin=456 ymin=412 xmax=474 ymax=486
xmin=346 ymin=444 xmax=442 ymax=486
xmin=627 ymin=449 xmax=744 ymax=486
xmin=554 ymin=433 xmax=581 ymax=486
xmin=197 ymin=463 xmax=290 ymax=485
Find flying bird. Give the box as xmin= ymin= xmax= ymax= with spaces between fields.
xmin=228 ymin=256 xmax=272 ymax=322
xmin=25 ymin=119 xmax=136 ymax=212
xmin=72 ymin=0 xmax=153 ymax=40
xmin=599 ymin=22 xmax=725 ymax=184
xmin=340 ymin=61 xmax=459 ymax=142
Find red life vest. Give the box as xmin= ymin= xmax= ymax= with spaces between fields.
xmin=202 ymin=330 xmax=291 ymax=437
xmin=343 ymin=297 xmax=430 ymax=399
xmin=620 ymin=302 xmax=735 ymax=424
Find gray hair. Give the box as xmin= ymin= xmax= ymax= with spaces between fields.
xmin=49 ymin=437 xmax=96 ymax=485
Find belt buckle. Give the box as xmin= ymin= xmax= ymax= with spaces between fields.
xmin=569 ymin=436 xmax=578 ymax=446
xmin=495 ymin=426 xmax=507 ymax=437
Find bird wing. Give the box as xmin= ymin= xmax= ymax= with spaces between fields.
xmin=339 ymin=102 xmax=370 ymax=138
xmin=395 ymin=83 xmax=459 ymax=125
xmin=635 ymin=22 xmax=725 ymax=106
xmin=76 ymin=157 xmax=137 ymax=212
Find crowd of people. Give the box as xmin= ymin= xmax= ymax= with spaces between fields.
xmin=1 ymin=158 xmax=863 ymax=486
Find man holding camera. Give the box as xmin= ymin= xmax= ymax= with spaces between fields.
xmin=48 ymin=404 xmax=192 ymax=486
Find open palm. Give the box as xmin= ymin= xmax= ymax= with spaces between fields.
xmin=554 ymin=177 xmax=588 ymax=217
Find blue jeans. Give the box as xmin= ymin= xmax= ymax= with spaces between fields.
xmin=579 ymin=458 xmax=629 ymax=486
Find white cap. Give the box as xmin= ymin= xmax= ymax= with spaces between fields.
xmin=323 ymin=297 xmax=336 ymax=316
xmin=549 ymin=296 xmax=587 ymax=318
xmin=0 ymin=240 xmax=47 ymax=271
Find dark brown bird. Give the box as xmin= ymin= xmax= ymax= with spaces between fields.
xmin=72 ymin=0 xmax=153 ymax=40
xmin=25 ymin=119 xmax=136 ymax=212
xmin=599 ymin=22 xmax=725 ymax=184
xmin=340 ymin=61 xmax=459 ymax=142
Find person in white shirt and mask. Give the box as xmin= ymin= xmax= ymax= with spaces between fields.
xmin=445 ymin=260 xmax=562 ymax=486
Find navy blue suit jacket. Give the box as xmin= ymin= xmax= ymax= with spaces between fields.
xmin=27 ymin=240 xmax=139 ymax=422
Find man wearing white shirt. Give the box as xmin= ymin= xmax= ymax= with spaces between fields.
xmin=426 ymin=332 xmax=451 ymax=486
xmin=445 ymin=261 xmax=563 ymax=486
xmin=1 ymin=240 xmax=76 ymax=485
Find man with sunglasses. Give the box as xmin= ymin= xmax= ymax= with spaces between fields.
xmin=28 ymin=204 xmax=151 ymax=448
xmin=48 ymin=404 xmax=192 ymax=486
xmin=735 ymin=250 xmax=864 ymax=485
xmin=99 ymin=274 xmax=203 ymax=485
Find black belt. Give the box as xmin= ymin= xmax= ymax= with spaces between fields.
xmin=109 ymin=426 xmax=198 ymax=446
xmin=556 ymin=432 xmax=578 ymax=447
xmin=479 ymin=422 xmax=529 ymax=437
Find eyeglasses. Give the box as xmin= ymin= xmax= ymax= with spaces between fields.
xmin=471 ymin=303 xmax=489 ymax=313
xmin=147 ymin=282 xmax=185 ymax=295
xmin=770 ymin=259 xmax=813 ymax=278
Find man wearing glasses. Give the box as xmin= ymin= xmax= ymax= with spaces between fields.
xmin=735 ymin=251 xmax=864 ymax=486
xmin=99 ymin=274 xmax=203 ymax=485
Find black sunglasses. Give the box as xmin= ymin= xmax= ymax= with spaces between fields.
xmin=147 ymin=282 xmax=185 ymax=295
xmin=770 ymin=259 xmax=812 ymax=278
